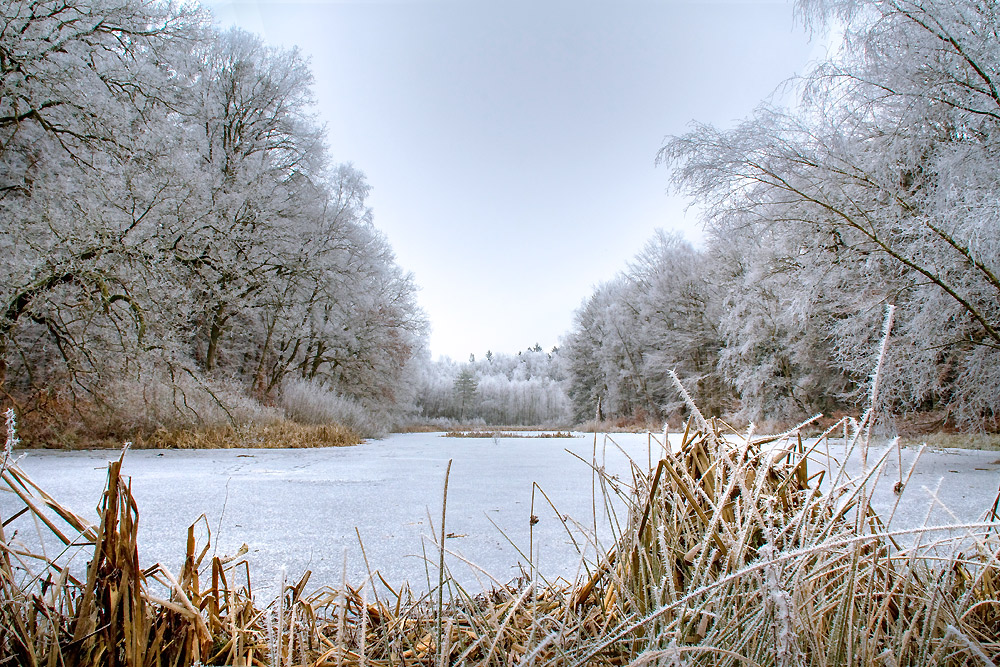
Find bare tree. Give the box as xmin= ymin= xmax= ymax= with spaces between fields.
xmin=0 ymin=0 xmax=207 ymax=396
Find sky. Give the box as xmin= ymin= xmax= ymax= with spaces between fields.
xmin=204 ymin=0 xmax=827 ymax=361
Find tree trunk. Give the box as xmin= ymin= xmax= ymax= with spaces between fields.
xmin=205 ymin=302 xmax=227 ymax=372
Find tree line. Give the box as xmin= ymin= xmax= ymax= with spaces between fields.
xmin=5 ymin=0 xmax=997 ymax=437
xmin=1 ymin=0 xmax=425 ymax=438
xmin=562 ymin=0 xmax=1000 ymax=431
xmin=416 ymin=348 xmax=571 ymax=427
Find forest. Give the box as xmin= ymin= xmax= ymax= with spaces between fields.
xmin=2 ymin=0 xmax=999 ymax=441
xmin=561 ymin=0 xmax=1000 ymax=432
xmin=1 ymin=0 xmax=426 ymax=442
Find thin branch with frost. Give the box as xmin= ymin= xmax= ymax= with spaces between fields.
xmin=669 ymin=370 xmax=709 ymax=434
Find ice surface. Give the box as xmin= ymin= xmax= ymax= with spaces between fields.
xmin=805 ymin=436 xmax=1000 ymax=540
xmin=1 ymin=432 xmax=997 ymax=601
xmin=0 ymin=433 xmax=666 ymax=599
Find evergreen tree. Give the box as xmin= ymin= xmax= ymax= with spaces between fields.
xmin=453 ymin=366 xmax=479 ymax=422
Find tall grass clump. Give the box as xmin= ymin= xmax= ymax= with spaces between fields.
xmin=12 ymin=370 xmax=290 ymax=448
xmin=10 ymin=367 xmax=373 ymax=448
xmin=279 ymin=377 xmax=386 ymax=438
xmin=570 ymin=415 xmax=999 ymax=665
xmin=74 ymin=372 xmax=362 ymax=449
xmin=105 ymin=371 xmax=285 ymax=433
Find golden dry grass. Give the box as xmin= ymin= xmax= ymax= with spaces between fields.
xmin=16 ymin=419 xmax=362 ymax=450
xmin=130 ymin=420 xmax=362 ymax=449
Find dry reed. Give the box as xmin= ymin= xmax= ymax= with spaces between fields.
xmin=131 ymin=420 xmax=361 ymax=449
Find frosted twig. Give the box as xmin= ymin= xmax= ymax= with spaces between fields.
xmin=268 ymin=566 xmax=287 ymax=665
xmin=759 ymin=543 xmax=798 ymax=667
xmin=669 ymin=370 xmax=708 ymax=434
xmin=945 ymin=624 xmax=997 ymax=667
xmin=868 ymin=304 xmax=896 ymax=414
xmin=2 ymin=408 xmax=19 ymax=474
xmin=861 ymin=304 xmax=896 ymax=469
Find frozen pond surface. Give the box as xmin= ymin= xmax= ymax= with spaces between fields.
xmin=2 ymin=432 xmax=998 ymax=600
xmin=2 ymin=433 xmax=663 ymax=598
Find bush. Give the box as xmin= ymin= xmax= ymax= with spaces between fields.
xmin=279 ymin=377 xmax=385 ymax=438
xmin=103 ymin=371 xmax=283 ymax=434
xmin=10 ymin=367 xmax=285 ymax=447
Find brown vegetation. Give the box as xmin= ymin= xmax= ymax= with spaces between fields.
xmin=5 ymin=391 xmax=361 ymax=449
xmin=129 ymin=422 xmax=361 ymax=450
xmin=12 ymin=413 xmax=360 ymax=450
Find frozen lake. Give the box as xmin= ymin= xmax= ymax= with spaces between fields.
xmin=2 ymin=431 xmax=997 ymax=601
xmin=1 ymin=432 xmax=665 ymax=599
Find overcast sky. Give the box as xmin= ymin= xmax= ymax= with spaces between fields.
xmin=205 ymin=0 xmax=826 ymax=361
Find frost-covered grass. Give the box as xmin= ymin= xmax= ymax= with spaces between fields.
xmin=582 ymin=415 xmax=1000 ymax=665
xmin=12 ymin=375 xmax=373 ymax=448
xmin=279 ymin=377 xmax=386 ymax=438
xmin=103 ymin=371 xmax=285 ymax=433
xmin=130 ymin=420 xmax=360 ymax=449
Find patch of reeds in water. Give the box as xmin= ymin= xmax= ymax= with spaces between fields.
xmin=442 ymin=431 xmax=579 ymax=439
xmin=131 ymin=420 xmax=362 ymax=449
xmin=2 ymin=408 xmax=999 ymax=665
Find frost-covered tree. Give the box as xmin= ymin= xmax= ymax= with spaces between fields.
xmin=453 ymin=366 xmax=478 ymax=422
xmin=662 ymin=0 xmax=1000 ymax=426
xmin=625 ymin=231 xmax=728 ymax=417
xmin=561 ymin=232 xmax=727 ymax=425
xmin=0 ymin=0 xmax=205 ymax=168
xmin=561 ymin=282 xmax=620 ymax=423
xmin=707 ymin=219 xmax=858 ymax=419
xmin=170 ymin=28 xmax=326 ymax=373
xmin=0 ymin=0 xmax=427 ymax=436
xmin=414 ymin=347 xmax=571 ymax=426
xmin=0 ymin=0 xmax=208 ymax=395
xmin=235 ymin=164 xmax=425 ymax=418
